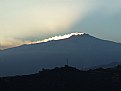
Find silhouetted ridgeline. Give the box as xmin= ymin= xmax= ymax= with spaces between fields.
xmin=0 ymin=65 xmax=121 ymax=91
xmin=1 ymin=33 xmax=121 ymax=76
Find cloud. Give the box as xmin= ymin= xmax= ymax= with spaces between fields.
xmin=0 ymin=0 xmax=90 ymax=49
xmin=68 ymin=0 xmax=121 ymax=42
xmin=0 ymin=37 xmax=30 ymax=50
xmin=1 ymin=0 xmax=121 ymax=49
xmin=0 ymin=0 xmax=87 ymax=38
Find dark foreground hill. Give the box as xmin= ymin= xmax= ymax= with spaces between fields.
xmin=1 ymin=65 xmax=121 ymax=91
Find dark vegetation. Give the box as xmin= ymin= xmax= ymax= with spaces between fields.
xmin=0 ymin=65 xmax=121 ymax=91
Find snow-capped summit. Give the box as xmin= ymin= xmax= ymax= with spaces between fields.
xmin=0 ymin=32 xmax=121 ymax=76
xmin=26 ymin=32 xmax=85 ymax=44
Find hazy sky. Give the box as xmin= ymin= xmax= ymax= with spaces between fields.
xmin=0 ymin=0 xmax=121 ymax=49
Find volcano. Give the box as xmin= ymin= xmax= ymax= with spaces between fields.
xmin=0 ymin=32 xmax=121 ymax=76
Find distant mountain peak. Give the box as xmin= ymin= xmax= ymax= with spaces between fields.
xmin=1 ymin=32 xmax=121 ymax=77
xmin=26 ymin=32 xmax=86 ymax=44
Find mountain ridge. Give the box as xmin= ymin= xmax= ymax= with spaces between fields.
xmin=2 ymin=32 xmax=121 ymax=51
xmin=0 ymin=32 xmax=121 ymax=76
xmin=1 ymin=65 xmax=121 ymax=91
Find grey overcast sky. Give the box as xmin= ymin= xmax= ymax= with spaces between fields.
xmin=0 ymin=0 xmax=121 ymax=49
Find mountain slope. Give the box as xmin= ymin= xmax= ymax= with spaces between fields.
xmin=0 ymin=33 xmax=121 ymax=76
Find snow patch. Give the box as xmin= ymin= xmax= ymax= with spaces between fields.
xmin=26 ymin=32 xmax=85 ymax=44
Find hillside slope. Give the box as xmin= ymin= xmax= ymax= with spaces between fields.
xmin=0 ymin=33 xmax=121 ymax=76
